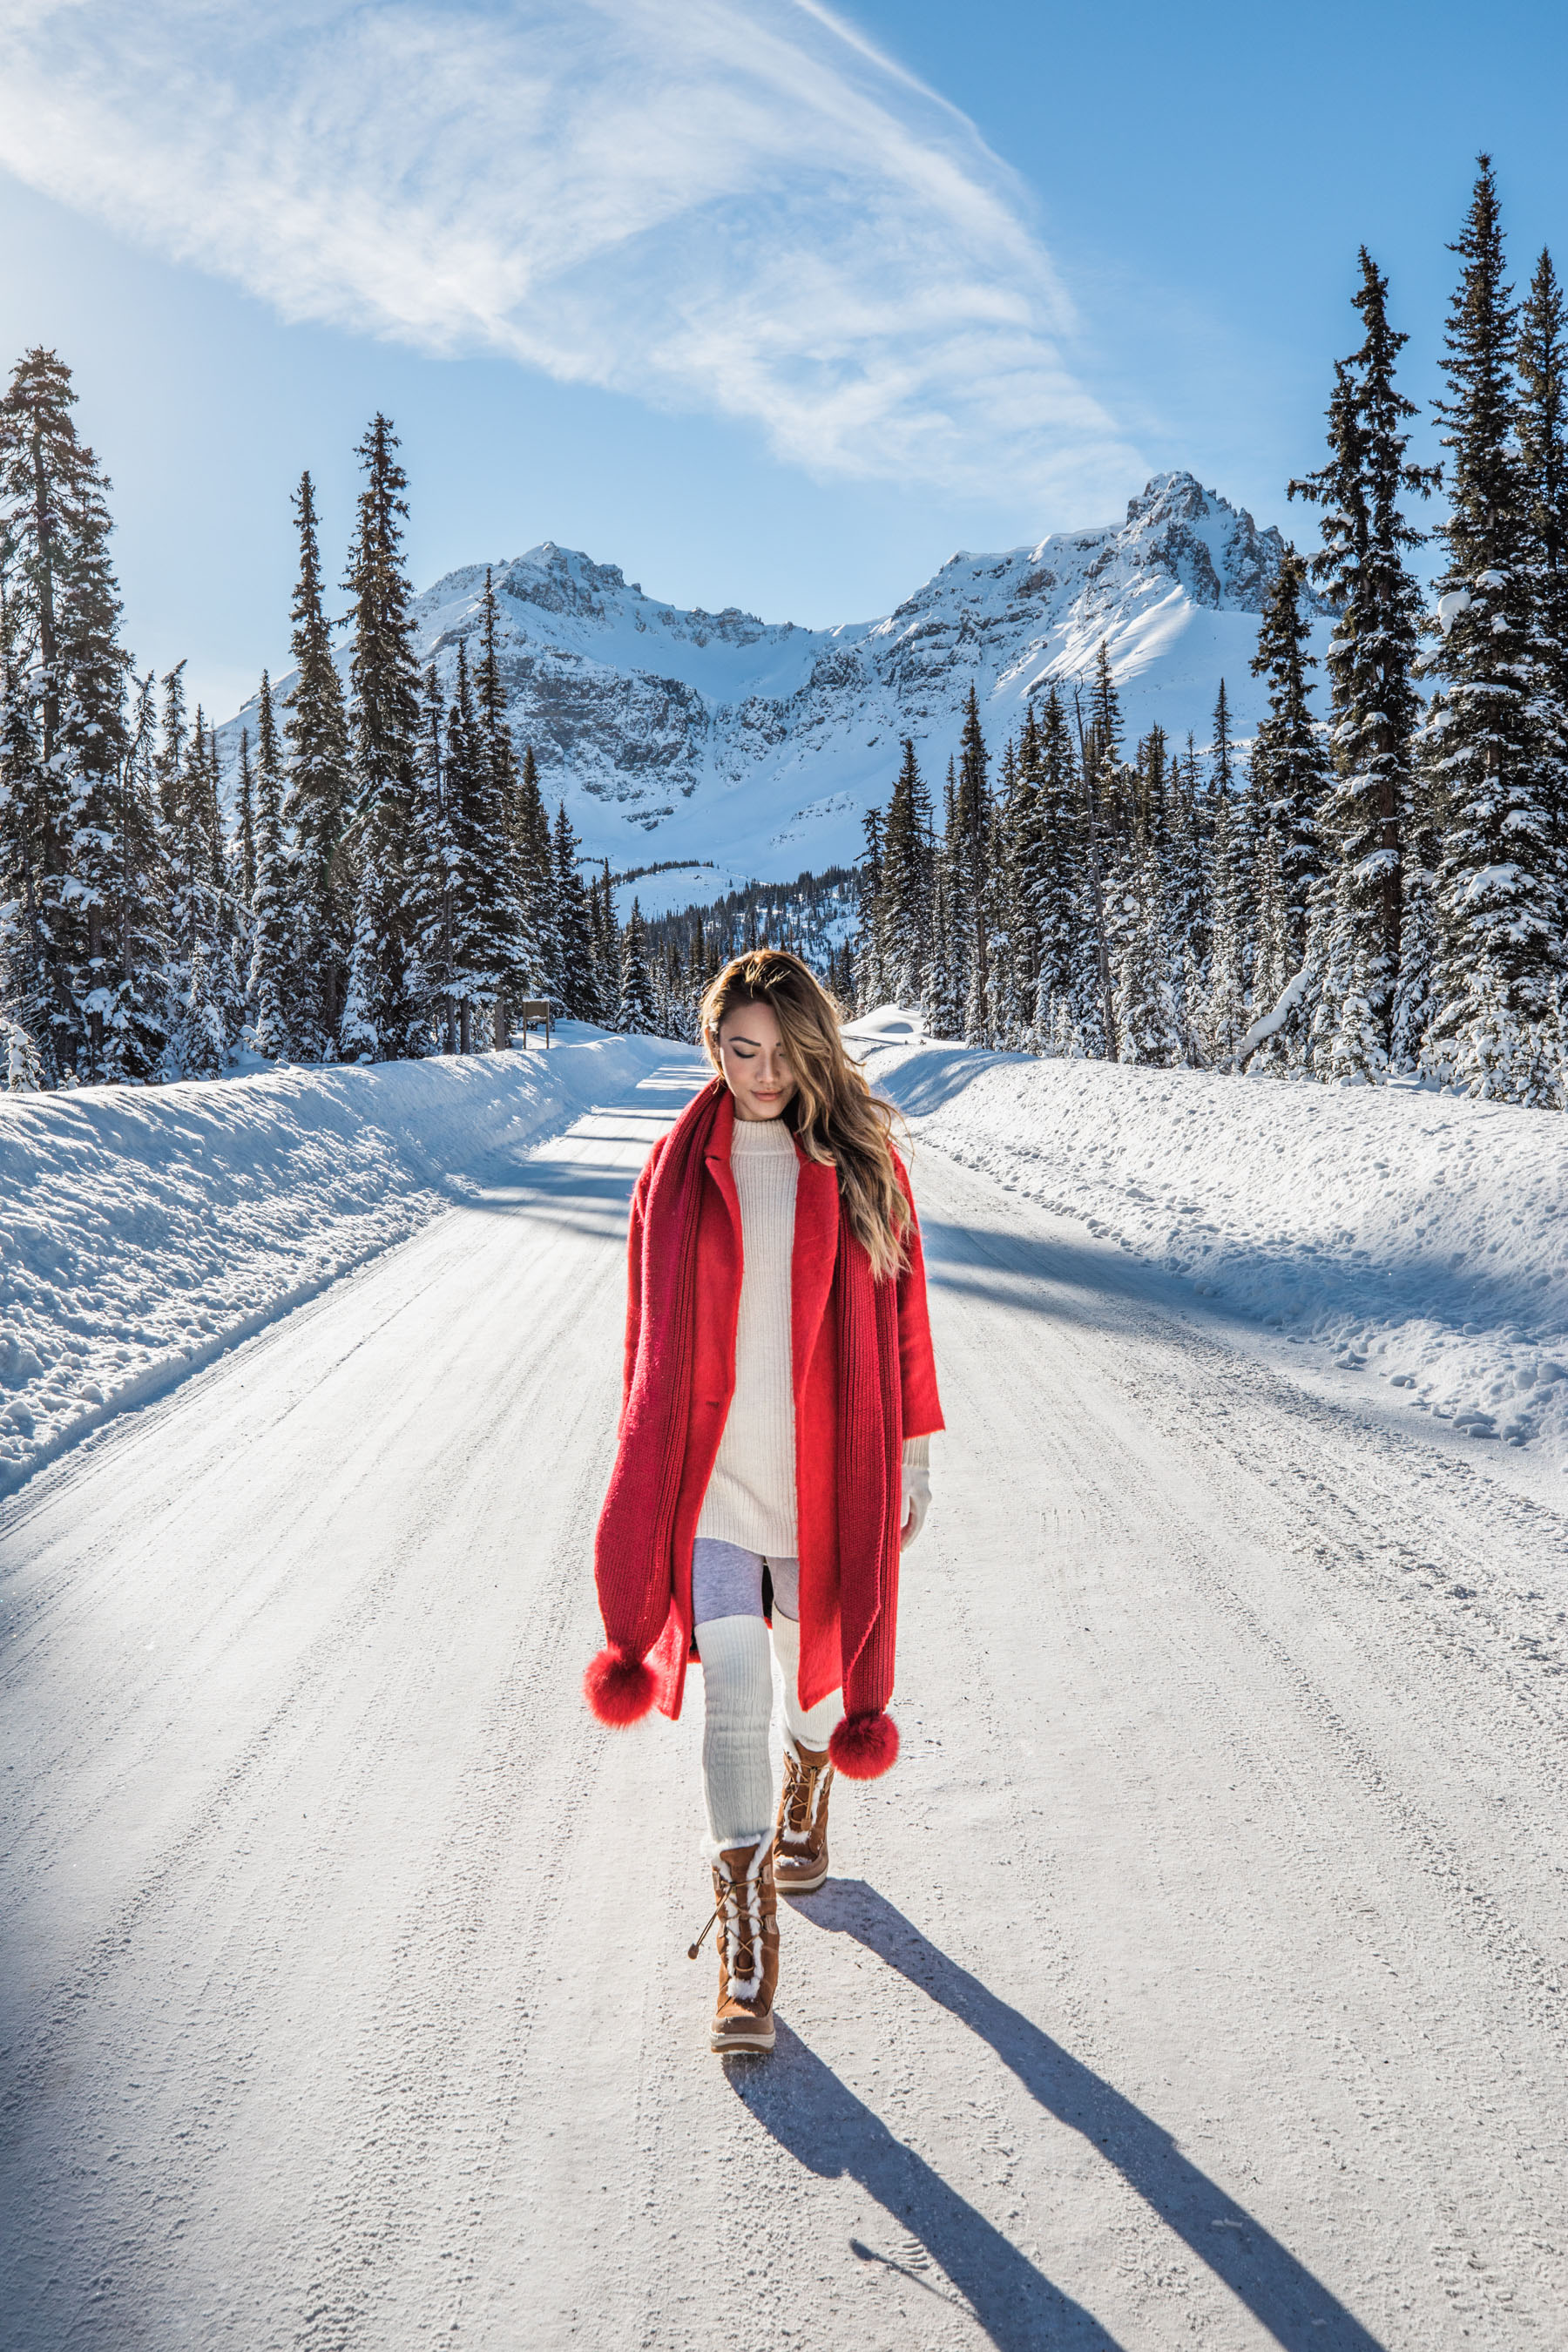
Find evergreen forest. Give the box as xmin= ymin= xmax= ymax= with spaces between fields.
xmin=3 ymin=159 xmax=1567 ymax=1106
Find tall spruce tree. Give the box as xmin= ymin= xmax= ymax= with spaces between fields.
xmin=1420 ymin=161 xmax=1559 ymax=1054
xmin=100 ymin=668 xmax=172 ymax=1081
xmin=553 ymin=802 xmax=595 ymax=1018
xmin=516 ymin=744 xmax=561 ymax=1004
xmin=1248 ymin=550 xmax=1328 ymax=966
xmin=341 ymin=415 xmax=422 ymax=1061
xmin=249 ymin=672 xmax=294 ymax=1060
xmin=1515 ymin=247 xmax=1568 ymax=900
xmin=1027 ymin=688 xmax=1081 ymax=1038
xmin=443 ymin=640 xmax=500 ymax=1052
xmin=282 ymin=470 xmax=353 ymax=1057
xmin=0 ymin=347 xmax=131 ymax=1082
xmin=1290 ymin=247 xmax=1436 ymax=1062
xmin=235 ymin=727 xmax=257 ymax=910
xmin=853 ymin=804 xmax=887 ymax=1012
xmin=880 ymin=738 xmax=933 ymax=1005
xmin=473 ymin=568 xmax=533 ymax=1038
xmin=617 ymin=896 xmax=658 ymax=1033
xmin=956 ymin=686 xmax=990 ymax=1042
xmin=410 ymin=660 xmax=456 ymax=1051
xmin=1198 ymin=800 xmax=1248 ymax=1067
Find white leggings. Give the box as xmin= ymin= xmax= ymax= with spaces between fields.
xmin=693 ymin=1538 xmax=843 ymax=1850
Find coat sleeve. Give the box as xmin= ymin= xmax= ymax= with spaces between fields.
xmin=620 ymin=1143 xmax=662 ymax=1423
xmin=892 ymin=1150 xmax=944 ymax=1439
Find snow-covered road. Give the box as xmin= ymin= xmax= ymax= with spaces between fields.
xmin=3 ymin=1058 xmax=1565 ymax=2349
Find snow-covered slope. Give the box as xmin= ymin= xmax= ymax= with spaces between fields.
xmin=0 ymin=1030 xmax=672 ymax=1496
xmin=862 ymin=1034 xmax=1568 ymax=1475
xmin=220 ymin=473 xmax=1328 ymax=903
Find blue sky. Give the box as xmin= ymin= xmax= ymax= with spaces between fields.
xmin=0 ymin=0 xmax=1564 ymax=721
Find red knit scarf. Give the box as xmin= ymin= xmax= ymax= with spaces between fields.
xmin=585 ymin=1078 xmax=904 ymax=1777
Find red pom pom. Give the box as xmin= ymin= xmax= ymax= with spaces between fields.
xmin=584 ymin=1646 xmax=656 ymax=1726
xmin=830 ymin=1710 xmax=900 ymax=1780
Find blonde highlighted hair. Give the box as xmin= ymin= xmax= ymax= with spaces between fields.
xmin=699 ymin=949 xmax=911 ymax=1281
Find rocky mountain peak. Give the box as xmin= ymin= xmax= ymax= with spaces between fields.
xmin=220 ymin=472 xmax=1330 ymax=904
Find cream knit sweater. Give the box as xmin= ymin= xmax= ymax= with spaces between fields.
xmin=695 ymin=1112 xmax=930 ymax=1558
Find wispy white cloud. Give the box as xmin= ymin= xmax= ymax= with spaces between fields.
xmin=0 ymin=0 xmax=1141 ymax=501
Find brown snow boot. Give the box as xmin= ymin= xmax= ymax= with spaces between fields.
xmin=772 ymin=1735 xmax=835 ymax=1896
xmin=690 ymin=1839 xmax=779 ymax=2055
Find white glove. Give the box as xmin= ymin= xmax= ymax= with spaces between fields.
xmin=900 ymin=1461 xmax=931 ymax=1551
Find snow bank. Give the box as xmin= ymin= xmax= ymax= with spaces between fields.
xmin=866 ymin=1039 xmax=1568 ymax=1464
xmin=0 ymin=1031 xmax=672 ymax=1496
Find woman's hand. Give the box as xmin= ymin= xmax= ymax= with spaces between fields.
xmin=900 ymin=1460 xmax=931 ymax=1551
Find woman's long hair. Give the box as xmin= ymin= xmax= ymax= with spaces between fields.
xmin=699 ymin=950 xmax=911 ymax=1281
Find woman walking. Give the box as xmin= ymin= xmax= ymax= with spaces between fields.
xmin=585 ymin=949 xmax=943 ymax=2055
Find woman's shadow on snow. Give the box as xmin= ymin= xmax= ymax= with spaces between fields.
xmin=727 ymin=1879 xmax=1384 ymax=2352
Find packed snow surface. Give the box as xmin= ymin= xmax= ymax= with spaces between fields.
xmin=862 ymin=1030 xmax=1568 ymax=1468
xmin=0 ymin=1030 xmax=669 ymax=1495
xmin=3 ymin=1056 xmax=1565 ymax=2347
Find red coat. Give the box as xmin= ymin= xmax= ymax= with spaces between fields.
xmin=620 ymin=1085 xmax=943 ymax=1724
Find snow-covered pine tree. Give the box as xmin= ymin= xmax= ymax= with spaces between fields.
xmin=617 ymin=896 xmax=658 ymax=1033
xmin=553 ymin=803 xmax=596 ymax=1018
xmin=1290 ymin=247 xmax=1436 ymax=1068
xmin=989 ymin=733 xmax=1037 ymax=1046
xmin=1197 ymin=800 xmax=1248 ymax=1068
xmin=1114 ymin=843 xmax=1183 ymax=1066
xmin=1164 ymin=733 xmax=1209 ymax=1054
xmin=931 ymin=757 xmax=966 ymax=1029
xmin=443 ymin=640 xmax=501 ymax=1053
xmin=0 ymin=347 xmax=132 ymax=1083
xmin=172 ymin=932 xmax=227 ymax=1078
xmin=1326 ymin=931 xmax=1390 ymax=1085
xmin=0 ymin=574 xmax=54 ymax=1079
xmin=1028 ymin=687 xmax=1082 ymax=1040
xmin=956 ymin=686 xmax=990 ymax=1043
xmin=249 ymin=672 xmax=295 ymax=1062
xmin=342 ymin=416 xmax=422 ymax=1062
xmin=1209 ymin=678 xmax=1235 ymax=801
xmin=235 ymin=727 xmax=256 ymax=910
xmin=206 ymin=718 xmax=248 ymax=1055
xmin=1063 ymin=671 xmax=1118 ymax=1058
xmin=587 ymin=860 xmax=618 ymax=1024
xmin=409 ymin=660 xmax=455 ymax=1051
xmin=924 ymin=794 xmax=962 ymax=1039
xmin=880 ymin=738 xmax=933 ymax=1007
xmin=1420 ymin=161 xmax=1559 ymax=1082
xmin=1088 ymin=638 xmax=1125 ymax=777
xmin=515 ymin=745 xmax=561 ymax=1006
xmin=853 ymin=803 xmax=887 ymax=1013
xmin=154 ymin=662 xmax=186 ymax=833
xmin=1514 ymin=246 xmax=1568 ymax=913
xmin=471 ymin=569 xmax=531 ymax=1043
xmin=99 ymin=668 xmax=172 ymax=1081
xmin=1247 ymin=828 xmax=1297 ymax=1072
xmin=1248 ymin=550 xmax=1327 ymax=966
xmin=161 ymin=706 xmax=220 ymax=1074
xmin=283 ymin=470 xmax=354 ymax=1058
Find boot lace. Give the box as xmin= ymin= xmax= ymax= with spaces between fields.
xmin=779 ymin=1751 xmax=831 ymax=1850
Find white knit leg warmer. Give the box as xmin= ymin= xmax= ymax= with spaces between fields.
xmin=769 ymin=1606 xmax=844 ymax=1753
xmin=696 ymin=1613 xmax=775 ymax=1850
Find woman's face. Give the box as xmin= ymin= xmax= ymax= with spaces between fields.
xmin=715 ymin=1000 xmax=798 ymax=1122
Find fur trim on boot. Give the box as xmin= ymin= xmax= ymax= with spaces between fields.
xmin=772 ymin=1734 xmax=835 ymax=1896
xmin=690 ymin=1838 xmax=779 ymax=2056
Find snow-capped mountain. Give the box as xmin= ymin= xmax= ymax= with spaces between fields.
xmin=222 ymin=472 xmax=1330 ymax=913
